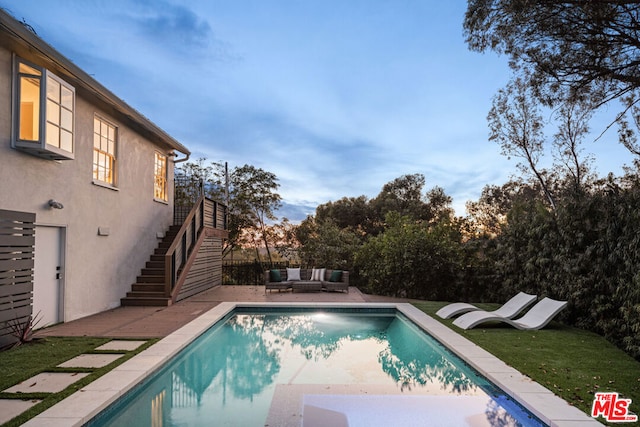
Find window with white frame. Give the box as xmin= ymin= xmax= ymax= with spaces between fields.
xmin=93 ymin=116 xmax=117 ymax=185
xmin=154 ymin=152 xmax=168 ymax=202
xmin=12 ymin=56 xmax=75 ymax=160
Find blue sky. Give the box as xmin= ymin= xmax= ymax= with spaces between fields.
xmin=3 ymin=0 xmax=633 ymax=220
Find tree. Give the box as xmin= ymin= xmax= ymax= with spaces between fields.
xmin=464 ymin=1 xmax=640 ymax=104
xmin=464 ymin=0 xmax=640 ymax=155
xmin=371 ymin=174 xmax=429 ymax=223
xmin=176 ymin=160 xmax=282 ymax=260
xmin=230 ymin=165 xmax=282 ymax=264
xmin=552 ymin=101 xmax=594 ymax=192
xmin=296 ymin=217 xmax=361 ymax=271
xmin=488 ymin=76 xmax=557 ymax=209
xmin=354 ymin=213 xmax=464 ymax=300
xmin=314 ymin=196 xmax=374 ymax=236
xmin=175 ymin=157 xmax=217 ymax=206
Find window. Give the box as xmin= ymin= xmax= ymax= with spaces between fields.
xmin=93 ymin=117 xmax=117 ymax=185
xmin=154 ymin=152 xmax=168 ymax=202
xmin=12 ymin=56 xmax=75 ymax=160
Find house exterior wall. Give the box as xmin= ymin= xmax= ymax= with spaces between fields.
xmin=0 ymin=46 xmax=176 ymax=321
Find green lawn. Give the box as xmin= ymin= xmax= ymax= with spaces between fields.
xmin=0 ymin=337 xmax=157 ymax=427
xmin=412 ymin=301 xmax=640 ymax=425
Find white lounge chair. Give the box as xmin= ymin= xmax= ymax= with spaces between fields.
xmin=452 ymin=297 xmax=568 ymax=330
xmin=436 ymin=292 xmax=537 ymax=319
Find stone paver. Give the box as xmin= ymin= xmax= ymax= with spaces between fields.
xmin=57 ymin=353 xmax=123 ymax=368
xmin=95 ymin=340 xmax=146 ymax=351
xmin=0 ymin=399 xmax=41 ymax=424
xmin=4 ymin=372 xmax=90 ymax=393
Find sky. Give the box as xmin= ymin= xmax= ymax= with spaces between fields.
xmin=2 ymin=0 xmax=634 ymax=221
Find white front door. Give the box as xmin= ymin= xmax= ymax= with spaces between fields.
xmin=33 ymin=226 xmax=64 ymax=327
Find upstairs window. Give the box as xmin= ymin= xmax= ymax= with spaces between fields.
xmin=12 ymin=56 xmax=75 ymax=160
xmin=154 ymin=152 xmax=168 ymax=202
xmin=93 ymin=116 xmax=117 ymax=185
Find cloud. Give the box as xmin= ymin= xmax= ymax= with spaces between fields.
xmin=127 ymin=1 xmax=212 ymax=47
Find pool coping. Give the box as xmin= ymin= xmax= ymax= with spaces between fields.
xmin=21 ymin=302 xmax=603 ymax=427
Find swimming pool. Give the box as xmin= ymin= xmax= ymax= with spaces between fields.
xmin=86 ymin=306 xmax=545 ymax=427
xmin=24 ymin=303 xmax=595 ymax=426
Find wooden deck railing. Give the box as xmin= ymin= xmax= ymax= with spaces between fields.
xmin=164 ymin=194 xmax=205 ymax=298
xmin=164 ymin=195 xmax=228 ymax=301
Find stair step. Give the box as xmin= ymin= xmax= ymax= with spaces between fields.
xmin=146 ymin=261 xmax=164 ymax=269
xmin=121 ymin=223 xmax=183 ymax=307
xmin=141 ymin=268 xmax=164 ymax=276
xmin=132 ymin=283 xmax=165 ymax=292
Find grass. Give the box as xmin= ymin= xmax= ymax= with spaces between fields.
xmin=0 ymin=336 xmax=158 ymax=427
xmin=412 ymin=301 xmax=640 ymax=425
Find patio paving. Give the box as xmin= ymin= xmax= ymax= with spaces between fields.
xmin=95 ymin=340 xmax=147 ymax=351
xmin=4 ymin=372 xmax=90 ymax=394
xmin=35 ymin=285 xmax=408 ymax=339
xmin=0 ymin=399 xmax=41 ymax=425
xmin=57 ymin=354 xmax=124 ymax=369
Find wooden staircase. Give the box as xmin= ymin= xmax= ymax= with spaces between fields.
xmin=120 ymin=225 xmax=181 ymax=307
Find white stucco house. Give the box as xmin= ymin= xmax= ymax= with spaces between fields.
xmin=0 ymin=9 xmax=226 ymax=346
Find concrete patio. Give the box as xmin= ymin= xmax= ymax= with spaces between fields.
xmin=35 ymin=285 xmax=408 ymax=339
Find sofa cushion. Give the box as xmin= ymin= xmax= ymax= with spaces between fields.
xmin=329 ymin=270 xmax=342 ymax=282
xmin=287 ymin=267 xmax=301 ymax=281
xmin=269 ymin=269 xmax=282 ymax=282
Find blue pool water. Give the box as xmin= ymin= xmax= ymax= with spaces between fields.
xmin=88 ymin=308 xmax=546 ymax=427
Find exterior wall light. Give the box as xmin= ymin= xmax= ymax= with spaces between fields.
xmin=48 ymin=199 xmax=64 ymax=209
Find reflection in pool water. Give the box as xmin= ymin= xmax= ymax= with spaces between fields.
xmin=89 ymin=310 xmax=545 ymax=427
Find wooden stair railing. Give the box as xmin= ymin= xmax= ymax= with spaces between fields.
xmin=164 ymin=194 xmax=207 ymax=302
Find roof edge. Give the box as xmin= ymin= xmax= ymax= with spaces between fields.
xmin=0 ymin=8 xmax=190 ymax=157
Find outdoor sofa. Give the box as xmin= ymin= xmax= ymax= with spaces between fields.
xmin=265 ymin=267 xmax=349 ymax=293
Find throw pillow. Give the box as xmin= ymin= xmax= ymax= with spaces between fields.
xmin=329 ymin=270 xmax=342 ymax=282
xmin=270 ymin=269 xmax=282 ymax=282
xmin=287 ymin=267 xmax=301 ymax=281
xmin=311 ymin=268 xmax=326 ymax=281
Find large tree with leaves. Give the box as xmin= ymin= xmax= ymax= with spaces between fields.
xmin=465 ymin=0 xmax=640 ymax=153
xmin=230 ymin=164 xmax=282 ymax=263
xmin=176 ymin=160 xmax=282 ymax=261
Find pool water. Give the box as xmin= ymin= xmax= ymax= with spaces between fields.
xmin=88 ymin=309 xmax=546 ymax=427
